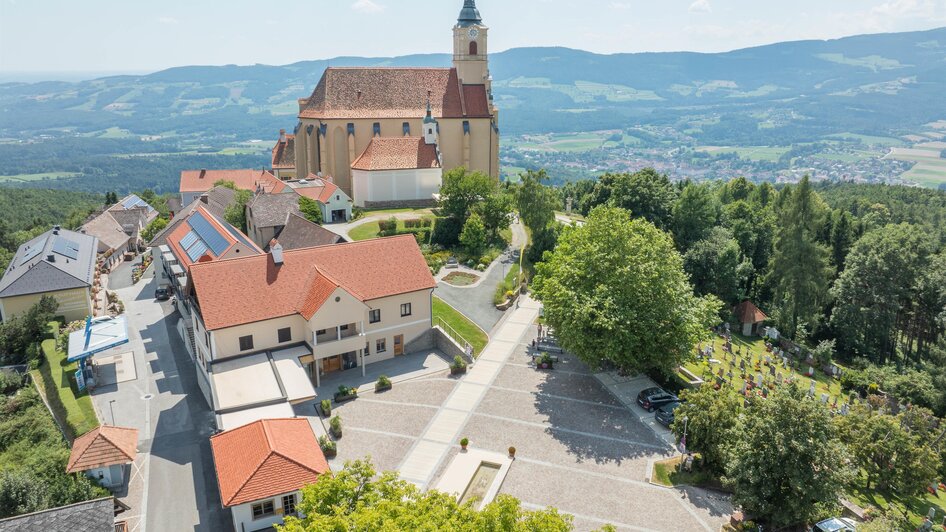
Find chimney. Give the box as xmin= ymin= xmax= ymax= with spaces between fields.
xmin=200 ymin=194 xmax=209 ymax=205
xmin=270 ymin=240 xmax=284 ymax=266
xmin=46 ymin=254 xmax=55 ymax=263
xmin=199 ymin=169 xmax=207 ymax=180
xmin=279 ymin=129 xmax=286 ymax=143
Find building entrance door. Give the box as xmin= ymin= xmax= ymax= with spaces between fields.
xmin=394 ymin=335 xmax=404 ymax=356
xmin=322 ymin=355 xmax=342 ymax=373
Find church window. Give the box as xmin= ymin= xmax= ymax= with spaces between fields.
xmin=469 ymin=41 xmax=478 ymax=56
xmin=402 ymin=122 xmax=411 ymax=136
xmin=373 ymin=122 xmax=381 ymax=136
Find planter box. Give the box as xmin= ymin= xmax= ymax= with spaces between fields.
xmin=375 ymin=384 xmax=392 ymax=393
xmin=319 ymin=405 xmax=331 ymax=418
xmin=536 ymin=363 xmax=554 ymax=370
xmin=334 ymin=392 xmax=357 ymax=404
xmin=450 ymin=366 xmax=467 ymax=376
xmin=322 ymin=447 xmax=337 ymax=458
xmin=330 ymin=428 xmax=342 ymax=439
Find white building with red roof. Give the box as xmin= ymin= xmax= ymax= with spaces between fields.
xmin=186 ymin=235 xmax=436 ymax=419
xmin=66 ymin=425 xmax=139 ymax=489
xmin=178 ymin=169 xmax=285 ymax=206
xmin=210 ymin=418 xmax=328 ymax=532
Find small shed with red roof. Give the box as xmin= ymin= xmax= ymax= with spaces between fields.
xmin=66 ymin=425 xmax=139 ymax=489
xmin=732 ymin=300 xmax=768 ymax=336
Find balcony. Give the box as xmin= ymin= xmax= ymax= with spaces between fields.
xmin=312 ymin=322 xmax=365 ymax=356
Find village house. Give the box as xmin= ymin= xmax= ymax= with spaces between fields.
xmin=65 ymin=425 xmax=139 ymax=489
xmin=186 ymin=235 xmax=435 ymax=426
xmin=210 ymin=418 xmax=328 ymax=532
xmin=271 ymin=129 xmax=296 ymax=180
xmin=80 ymin=194 xmax=158 ymax=269
xmin=0 ymin=227 xmax=98 ymax=323
xmin=178 ymin=169 xmax=285 ymax=206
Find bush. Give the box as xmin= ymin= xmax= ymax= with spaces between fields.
xmin=320 ymin=399 xmax=331 ymax=416
xmin=352 ymin=206 xmax=366 ymax=221
xmin=0 ymin=371 xmax=24 ymax=394
xmin=330 ymin=415 xmax=342 ymax=437
xmin=451 ymin=355 xmax=467 ymax=370
xmin=376 ymin=375 xmax=391 ymax=388
xmin=403 ymin=218 xmax=423 ymax=228
xmin=378 ymin=217 xmax=398 ymax=232
xmin=319 ymin=434 xmax=336 ymax=452
xmin=338 ymin=385 xmax=356 ymax=397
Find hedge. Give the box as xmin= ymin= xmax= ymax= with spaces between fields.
xmin=31 ymin=322 xmax=99 ymax=439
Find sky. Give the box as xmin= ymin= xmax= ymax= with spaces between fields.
xmin=1 ymin=0 xmax=945 ymax=76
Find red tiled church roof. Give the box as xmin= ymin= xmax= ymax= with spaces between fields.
xmin=299 ymin=67 xmax=491 ymax=120
xmin=66 ymin=426 xmax=138 ymax=473
xmin=351 ymin=137 xmax=441 ymax=171
xmin=733 ymin=301 xmax=768 ymax=324
xmin=190 ymin=235 xmax=435 ymax=331
xmin=272 ymin=135 xmax=295 ymax=170
xmin=180 ymin=169 xmax=285 ymax=194
xmin=210 ymin=418 xmax=328 ymax=507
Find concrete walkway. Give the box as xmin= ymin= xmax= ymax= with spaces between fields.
xmin=397 ymin=295 xmax=541 ymax=487
xmin=324 ymin=210 xmax=433 ymax=240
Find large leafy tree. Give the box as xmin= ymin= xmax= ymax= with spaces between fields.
xmin=141 ymin=217 xmax=168 ymax=243
xmin=606 ymin=168 xmax=677 ymax=230
xmin=515 ymin=169 xmax=558 ymax=234
xmin=532 ymin=207 xmax=719 ymax=374
xmin=767 ymin=176 xmax=832 ymax=338
xmin=683 ymin=227 xmax=744 ymax=304
xmin=224 ymin=189 xmax=253 ymax=233
xmin=459 ymin=212 xmax=487 ymax=255
xmin=725 ymin=387 xmax=851 ymax=528
xmin=279 ymin=459 xmax=577 ymax=531
xmin=830 ymin=223 xmax=933 ymax=363
xmin=439 ymin=167 xmax=495 ymax=221
xmin=672 ymin=385 xmax=742 ymax=474
xmin=298 ymin=196 xmax=324 ymax=225
xmin=672 ymin=183 xmax=719 ymax=251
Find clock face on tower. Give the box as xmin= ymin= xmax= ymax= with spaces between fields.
xmin=468 ymin=27 xmax=479 ymax=39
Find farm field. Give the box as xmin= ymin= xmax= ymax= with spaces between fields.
xmin=696 ymin=146 xmax=791 ymax=162
xmin=824 ymin=132 xmax=906 ymax=147
xmin=0 ymin=172 xmax=81 ymax=183
xmin=885 ymin=145 xmax=946 ymax=187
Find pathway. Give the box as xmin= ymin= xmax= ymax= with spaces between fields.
xmin=397 ymin=295 xmax=541 ymax=487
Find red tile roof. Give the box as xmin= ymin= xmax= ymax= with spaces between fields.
xmin=351 ymin=137 xmax=441 ymax=171
xmin=299 ymin=67 xmax=491 ymax=120
xmin=210 ymin=418 xmax=328 ymax=507
xmin=272 ymin=135 xmax=295 ymax=170
xmin=462 ymin=84 xmax=491 ymax=117
xmin=290 ymin=176 xmax=342 ymax=204
xmin=66 ymin=426 xmax=138 ymax=473
xmin=190 ymin=235 xmax=435 ymax=330
xmin=180 ymin=169 xmax=286 ymax=194
xmin=167 ymin=205 xmax=262 ymax=268
xmin=733 ymin=301 xmax=768 ymax=324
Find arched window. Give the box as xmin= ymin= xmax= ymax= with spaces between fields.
xmin=469 ymin=41 xmax=478 ymax=56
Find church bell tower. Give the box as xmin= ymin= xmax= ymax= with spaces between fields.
xmin=453 ymin=0 xmax=490 ymax=88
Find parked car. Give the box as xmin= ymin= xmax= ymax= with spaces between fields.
xmin=812 ymin=518 xmax=857 ymax=532
xmin=445 ymin=257 xmax=459 ymax=269
xmin=154 ymin=285 xmax=171 ymax=301
xmin=636 ymin=387 xmax=678 ymax=412
xmin=654 ymin=401 xmax=681 ymax=427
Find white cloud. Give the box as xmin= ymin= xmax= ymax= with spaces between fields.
xmin=689 ymin=0 xmax=711 ymax=14
xmin=610 ymin=2 xmax=633 ymax=9
xmin=351 ymin=0 xmax=385 ymax=14
xmin=870 ymin=0 xmax=936 ymax=18
xmin=157 ymin=16 xmax=179 ymax=25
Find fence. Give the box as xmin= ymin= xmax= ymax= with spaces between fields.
xmin=433 ymin=317 xmax=474 ymax=359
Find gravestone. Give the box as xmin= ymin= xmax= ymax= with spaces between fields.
xmin=769 ymin=365 xmax=776 ymax=377
xmin=755 ymin=374 xmax=763 ymax=388
xmin=841 ymin=403 xmax=849 ymax=416
xmin=740 ymin=382 xmax=747 ymax=394
xmin=808 ymin=380 xmax=817 ymax=397
xmin=727 ymin=370 xmax=734 ymax=381
xmin=807 ymin=366 xmax=815 ymax=377
xmin=782 ymin=356 xmax=789 ymax=367
xmin=739 ymin=360 xmax=746 ymax=370
xmin=761 ymin=388 xmax=768 ymax=398
xmin=718 ymin=368 xmax=725 ymax=377
xmin=776 ymin=372 xmax=782 ymax=383
xmin=820 ymin=393 xmax=829 ymax=404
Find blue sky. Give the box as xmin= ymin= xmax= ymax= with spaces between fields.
xmin=1 ymin=0 xmax=945 ymax=74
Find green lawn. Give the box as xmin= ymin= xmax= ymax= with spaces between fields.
xmin=30 ymin=324 xmax=99 ymax=439
xmin=651 ymin=456 xmax=725 ymax=490
xmin=348 ymin=215 xmax=434 ymax=241
xmin=432 ymin=297 xmax=488 ymax=356
xmin=846 ymin=477 xmax=946 ymax=530
xmin=443 ymin=272 xmax=479 ymax=287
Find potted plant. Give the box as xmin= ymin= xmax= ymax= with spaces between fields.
xmin=319 ymin=435 xmax=337 ymax=458
xmin=334 ymin=385 xmax=358 ymax=403
xmin=375 ymin=374 xmax=392 ymax=392
xmin=508 ymin=446 xmax=516 ymax=458
xmin=460 ymin=437 xmax=469 ymax=451
xmin=320 ymin=399 xmax=331 ymax=417
xmin=537 ymin=353 xmax=554 ymax=370
xmin=450 ymin=355 xmax=467 ymax=376
xmin=330 ymin=415 xmax=342 ymax=438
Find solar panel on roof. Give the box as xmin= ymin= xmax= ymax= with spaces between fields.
xmin=122 ymin=195 xmax=142 ymax=209
xmin=188 ymin=211 xmax=230 ymax=256
xmin=20 ymin=246 xmax=43 ymax=265
xmin=51 ymin=237 xmax=80 ymax=260
xmin=211 ymin=212 xmax=254 ymax=248
xmin=179 ymin=230 xmax=199 ymax=250
xmin=186 ymin=240 xmax=209 ymax=262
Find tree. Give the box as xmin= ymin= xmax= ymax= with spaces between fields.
xmin=672 ymin=183 xmax=719 ymax=251
xmin=214 ymin=179 xmax=237 ymax=190
xmin=683 ymin=227 xmax=743 ymax=303
xmin=477 ymin=191 xmax=513 ymax=242
xmin=279 ymin=459 xmax=577 ymax=531
xmin=104 ymin=191 xmax=118 ymax=206
xmin=725 ymin=387 xmax=851 ymax=528
xmin=835 ymin=406 xmax=941 ymax=495
xmin=767 ymin=176 xmax=832 ymax=338
xmin=516 ymin=169 xmax=558 ymax=234
xmin=298 ymin=196 xmax=323 ymax=225
xmin=829 ymin=209 xmax=854 ymax=272
xmin=224 ymin=189 xmax=253 ymax=233
xmin=460 ymin=212 xmax=487 ymax=255
xmin=0 ymin=296 xmax=58 ymax=365
xmin=527 ymin=224 xmax=560 ymax=265
xmin=141 ymin=217 xmax=168 ymax=243
xmin=605 ymin=169 xmax=677 ymax=230
xmin=830 ymin=224 xmax=933 ymax=363
xmin=672 ymin=385 xmax=742 ymax=474
xmin=532 ymin=207 xmax=719 ymax=374
xmin=439 ymin=167 xmax=495 ymax=222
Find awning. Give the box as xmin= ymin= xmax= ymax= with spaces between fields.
xmin=68 ymin=315 xmax=130 ymax=362
xmin=158 ymin=245 xmax=171 ymax=253
xmin=272 ymin=345 xmax=317 ymax=404
xmin=170 ymin=264 xmax=185 ymax=276
xmin=162 ymin=252 xmax=176 ymax=263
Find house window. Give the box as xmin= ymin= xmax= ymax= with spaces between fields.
xmin=340 ymin=324 xmax=349 ymax=331
xmin=252 ymin=500 xmax=275 ymax=519
xmin=316 ymin=329 xmax=326 ymax=336
xmin=277 ymin=327 xmax=291 ymax=343
xmin=400 ymin=303 xmax=412 ymax=317
xmin=282 ymin=494 xmax=297 ymax=515
xmin=239 ymin=335 xmax=254 ymax=351
xmin=376 ymin=338 xmax=387 ymax=353
xmin=369 ymin=309 xmax=381 ymax=323
xmin=205 ymin=331 xmax=211 ymax=348
xmin=365 ymin=341 xmax=370 ymax=356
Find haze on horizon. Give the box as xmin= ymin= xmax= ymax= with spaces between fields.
xmin=1 ymin=0 xmax=945 ymax=78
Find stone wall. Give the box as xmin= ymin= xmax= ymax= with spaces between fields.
xmin=404 ymin=326 xmax=472 ymax=364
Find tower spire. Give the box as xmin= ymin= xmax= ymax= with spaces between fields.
xmin=457 ymin=0 xmax=482 ymax=27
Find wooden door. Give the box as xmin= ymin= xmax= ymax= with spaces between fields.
xmin=394 ymin=335 xmax=404 ymax=356
xmin=322 ymin=356 xmax=342 ymax=373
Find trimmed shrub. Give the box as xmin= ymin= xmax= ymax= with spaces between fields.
xmin=378 ymin=217 xmax=398 ymax=232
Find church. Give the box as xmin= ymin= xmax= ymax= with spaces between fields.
xmin=288 ymin=0 xmax=499 ymax=208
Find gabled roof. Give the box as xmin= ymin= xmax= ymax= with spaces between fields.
xmin=0 ymin=497 xmax=116 ymax=532
xmin=210 ymin=418 xmax=328 ymax=507
xmin=272 ymin=135 xmax=295 ymax=170
xmin=0 ymin=228 xmax=97 ymax=298
xmin=190 ymin=235 xmax=435 ymax=330
xmin=179 ymin=169 xmax=285 ymax=194
xmin=733 ymin=300 xmax=768 ymax=324
xmin=272 ymin=214 xmax=344 ymax=251
xmin=287 ymin=176 xmax=345 ymax=203
xmin=81 ymin=211 xmax=130 ymax=252
xmin=66 ymin=425 xmax=138 ymax=473
xmin=351 ymin=137 xmax=441 ymax=171
xmin=150 ymin=187 xmax=236 ymax=247
xmin=247 ymin=192 xmax=301 ymax=229
xmin=299 ymin=67 xmax=491 ymax=120
xmin=166 ymin=205 xmax=262 ymax=268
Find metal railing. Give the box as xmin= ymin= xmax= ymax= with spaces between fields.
xmin=434 ymin=317 xmax=474 ymax=357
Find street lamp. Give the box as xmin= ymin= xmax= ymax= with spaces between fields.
xmin=108 ymin=400 xmax=116 ymax=426
xmin=680 ymin=415 xmax=689 ymax=456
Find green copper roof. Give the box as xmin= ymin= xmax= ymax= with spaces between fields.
xmin=457 ymin=0 xmax=482 ymax=27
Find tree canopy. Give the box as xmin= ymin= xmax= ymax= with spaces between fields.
xmin=298 ymin=196 xmax=324 ymax=225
